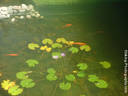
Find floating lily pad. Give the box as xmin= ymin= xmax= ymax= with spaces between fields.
xmin=8 ymin=85 xmax=23 ymax=96
xmin=52 ymin=52 xmax=62 ymax=58
xmin=65 ymin=74 xmax=76 ymax=82
xmin=52 ymin=43 xmax=63 ymax=48
xmin=80 ymin=45 xmax=91 ymax=52
xmin=40 ymin=46 xmax=48 ymax=51
xmin=77 ymin=63 xmax=88 ymax=70
xmin=95 ymin=80 xmax=108 ymax=88
xmin=20 ymin=79 xmax=35 ymax=88
xmin=46 ymin=74 xmax=58 ymax=81
xmin=1 ymin=80 xmax=15 ymax=90
xmin=56 ymin=38 xmax=67 ymax=43
xmin=16 ymin=72 xmax=29 ymax=80
xmin=59 ymin=82 xmax=71 ymax=90
xmin=99 ymin=61 xmax=111 ymax=69
xmin=77 ymin=71 xmax=85 ymax=78
xmin=28 ymin=43 xmax=40 ymax=50
xmin=66 ymin=41 xmax=74 ymax=46
xmin=26 ymin=59 xmax=39 ymax=67
xmin=88 ymin=75 xmax=99 ymax=83
xmin=46 ymin=47 xmax=52 ymax=52
xmin=47 ymin=68 xmax=56 ymax=74
xmin=69 ymin=47 xmax=79 ymax=54
xmin=42 ymin=38 xmax=53 ymax=45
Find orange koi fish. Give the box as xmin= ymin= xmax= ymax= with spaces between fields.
xmin=72 ymin=42 xmax=86 ymax=46
xmin=4 ymin=54 xmax=18 ymax=56
xmin=63 ymin=24 xmax=72 ymax=28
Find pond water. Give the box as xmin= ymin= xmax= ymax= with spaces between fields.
xmin=0 ymin=1 xmax=126 ymax=96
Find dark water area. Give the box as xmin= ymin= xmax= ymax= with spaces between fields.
xmin=0 ymin=1 xmax=127 ymax=96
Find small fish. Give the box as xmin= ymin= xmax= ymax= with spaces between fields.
xmin=4 ymin=54 xmax=18 ymax=56
xmin=63 ymin=24 xmax=72 ymax=28
xmin=72 ymin=42 xmax=86 ymax=46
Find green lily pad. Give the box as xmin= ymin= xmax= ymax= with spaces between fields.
xmin=46 ymin=74 xmax=58 ymax=81
xmin=77 ymin=71 xmax=85 ymax=78
xmin=20 ymin=79 xmax=35 ymax=88
xmin=47 ymin=68 xmax=56 ymax=74
xmin=99 ymin=61 xmax=111 ymax=69
xmin=26 ymin=59 xmax=39 ymax=67
xmin=77 ymin=63 xmax=88 ymax=70
xmin=88 ymin=75 xmax=99 ymax=83
xmin=28 ymin=43 xmax=40 ymax=50
xmin=80 ymin=95 xmax=86 ymax=96
xmin=95 ymin=80 xmax=108 ymax=88
xmin=42 ymin=38 xmax=53 ymax=45
xmin=16 ymin=71 xmax=28 ymax=80
xmin=52 ymin=43 xmax=63 ymax=48
xmin=65 ymin=74 xmax=76 ymax=82
xmin=8 ymin=85 xmax=23 ymax=96
xmin=56 ymin=38 xmax=67 ymax=43
xmin=52 ymin=52 xmax=62 ymax=58
xmin=59 ymin=82 xmax=71 ymax=90
xmin=80 ymin=45 xmax=91 ymax=52
xmin=69 ymin=47 xmax=79 ymax=54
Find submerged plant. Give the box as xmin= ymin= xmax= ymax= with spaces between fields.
xmin=65 ymin=74 xmax=76 ymax=82
xmin=26 ymin=59 xmax=39 ymax=67
xmin=1 ymin=80 xmax=15 ymax=90
xmin=16 ymin=71 xmax=29 ymax=80
xmin=42 ymin=38 xmax=53 ymax=45
xmin=69 ymin=47 xmax=79 ymax=54
xmin=46 ymin=74 xmax=58 ymax=81
xmin=80 ymin=45 xmax=91 ymax=52
xmin=77 ymin=71 xmax=86 ymax=78
xmin=59 ymin=82 xmax=71 ymax=90
xmin=99 ymin=61 xmax=111 ymax=69
xmin=52 ymin=43 xmax=63 ymax=48
xmin=95 ymin=80 xmax=108 ymax=88
xmin=20 ymin=79 xmax=35 ymax=88
xmin=8 ymin=85 xmax=23 ymax=96
xmin=88 ymin=75 xmax=99 ymax=83
xmin=47 ymin=68 xmax=56 ymax=74
xmin=77 ymin=63 xmax=88 ymax=71
xmin=28 ymin=43 xmax=40 ymax=50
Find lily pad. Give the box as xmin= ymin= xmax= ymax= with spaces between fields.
xmin=46 ymin=74 xmax=58 ymax=81
xmin=52 ymin=43 xmax=63 ymax=48
xmin=26 ymin=59 xmax=39 ymax=67
xmin=20 ymin=79 xmax=35 ymax=88
xmin=59 ymin=82 xmax=71 ymax=90
xmin=99 ymin=61 xmax=111 ymax=69
xmin=28 ymin=43 xmax=40 ymax=50
xmin=16 ymin=72 xmax=29 ymax=80
xmin=56 ymin=38 xmax=67 ymax=43
xmin=1 ymin=80 xmax=15 ymax=90
xmin=47 ymin=68 xmax=56 ymax=74
xmin=69 ymin=47 xmax=79 ymax=54
xmin=52 ymin=52 xmax=62 ymax=58
xmin=42 ymin=38 xmax=53 ymax=45
xmin=8 ymin=85 xmax=23 ymax=96
xmin=88 ymin=75 xmax=99 ymax=83
xmin=65 ymin=74 xmax=76 ymax=82
xmin=95 ymin=80 xmax=108 ymax=88
xmin=80 ymin=45 xmax=91 ymax=52
xmin=77 ymin=63 xmax=88 ymax=70
xmin=77 ymin=71 xmax=85 ymax=78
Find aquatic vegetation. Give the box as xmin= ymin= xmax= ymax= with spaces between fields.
xmin=65 ymin=74 xmax=76 ymax=82
xmin=77 ymin=71 xmax=86 ymax=78
xmin=46 ymin=74 xmax=58 ymax=81
xmin=69 ymin=47 xmax=79 ymax=54
xmin=26 ymin=59 xmax=39 ymax=67
xmin=8 ymin=85 xmax=23 ymax=96
xmin=61 ymin=53 xmax=66 ymax=57
xmin=56 ymin=38 xmax=67 ymax=44
xmin=1 ymin=80 xmax=15 ymax=90
xmin=66 ymin=41 xmax=74 ymax=46
xmin=16 ymin=71 xmax=29 ymax=80
xmin=99 ymin=61 xmax=111 ymax=69
xmin=46 ymin=47 xmax=52 ymax=52
xmin=28 ymin=43 xmax=40 ymax=50
xmin=52 ymin=52 xmax=62 ymax=59
xmin=88 ymin=75 xmax=99 ymax=83
xmin=42 ymin=38 xmax=53 ymax=45
xmin=77 ymin=63 xmax=88 ymax=71
xmin=20 ymin=79 xmax=35 ymax=88
xmin=59 ymin=82 xmax=71 ymax=90
xmin=47 ymin=68 xmax=56 ymax=74
xmin=95 ymin=80 xmax=108 ymax=88
xmin=52 ymin=43 xmax=63 ymax=48
xmin=40 ymin=46 xmax=48 ymax=51
xmin=80 ymin=94 xmax=86 ymax=96
xmin=80 ymin=45 xmax=91 ymax=52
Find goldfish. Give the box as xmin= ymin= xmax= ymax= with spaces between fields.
xmin=4 ymin=54 xmax=18 ymax=56
xmin=63 ymin=24 xmax=72 ymax=28
xmin=72 ymin=42 xmax=86 ymax=46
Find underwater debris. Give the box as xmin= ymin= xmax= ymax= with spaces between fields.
xmin=77 ymin=63 xmax=88 ymax=71
xmin=95 ymin=80 xmax=108 ymax=88
xmin=88 ymin=75 xmax=99 ymax=83
xmin=77 ymin=71 xmax=86 ymax=78
xmin=20 ymin=79 xmax=35 ymax=88
xmin=26 ymin=59 xmax=39 ymax=67
xmin=65 ymin=74 xmax=76 ymax=82
xmin=59 ymin=82 xmax=71 ymax=90
xmin=46 ymin=74 xmax=58 ymax=81
xmin=8 ymin=85 xmax=23 ymax=96
xmin=99 ymin=61 xmax=111 ymax=69
xmin=52 ymin=43 xmax=63 ymax=48
xmin=80 ymin=45 xmax=91 ymax=52
xmin=16 ymin=71 xmax=31 ymax=80
xmin=28 ymin=43 xmax=40 ymax=50
xmin=1 ymin=80 xmax=16 ymax=90
xmin=69 ymin=47 xmax=79 ymax=54
xmin=42 ymin=38 xmax=53 ymax=45
xmin=56 ymin=38 xmax=67 ymax=44
xmin=47 ymin=68 xmax=56 ymax=74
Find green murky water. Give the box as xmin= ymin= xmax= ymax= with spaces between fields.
xmin=0 ymin=1 xmax=126 ymax=96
